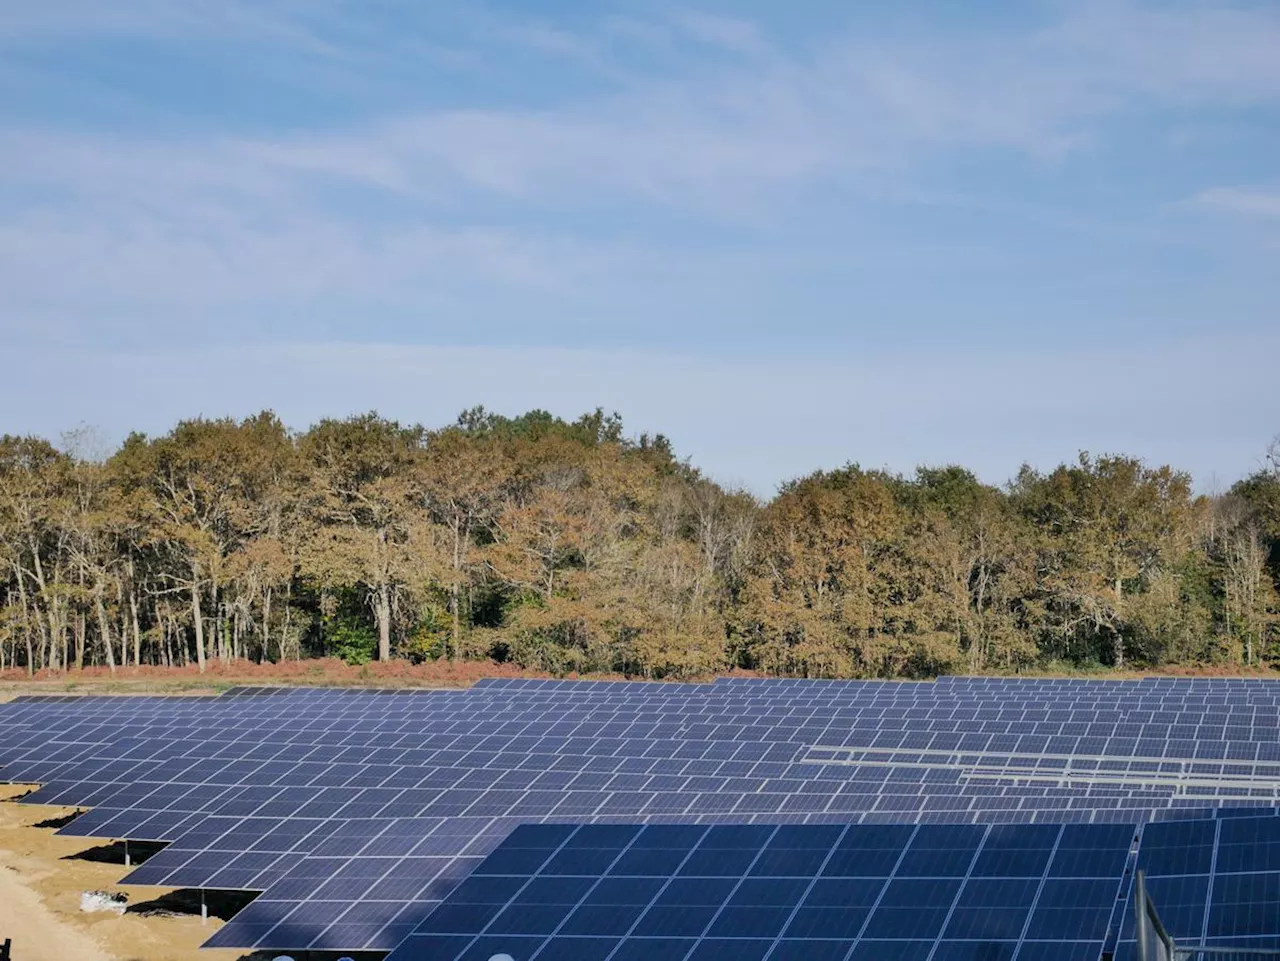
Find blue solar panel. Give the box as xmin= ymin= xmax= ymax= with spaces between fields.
xmin=1115 ymin=814 xmax=1280 ymax=958
xmin=384 ymin=821 xmax=1136 ymax=961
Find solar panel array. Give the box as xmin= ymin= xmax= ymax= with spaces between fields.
xmin=2 ymin=676 xmax=1280 ymax=957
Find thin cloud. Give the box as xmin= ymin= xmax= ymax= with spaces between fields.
xmin=3 ymin=1 xmax=1279 ymax=348
xmin=1047 ymin=2 xmax=1280 ymax=104
xmin=672 ymin=12 xmax=772 ymax=58
xmin=0 ymin=0 xmax=340 ymax=53
xmin=8 ymin=3 xmax=1280 ymax=210
xmin=1193 ymin=186 xmax=1280 ymax=219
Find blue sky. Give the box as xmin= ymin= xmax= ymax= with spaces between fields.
xmin=1 ymin=0 xmax=1277 ymax=493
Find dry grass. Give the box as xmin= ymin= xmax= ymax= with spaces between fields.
xmin=2 ymin=658 xmax=1277 ymax=702
xmin=0 ymin=656 xmax=560 ymax=701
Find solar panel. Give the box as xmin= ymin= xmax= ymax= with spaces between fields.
xmin=1115 ymin=814 xmax=1280 ymax=958
xmin=383 ymin=820 xmax=1136 ymax=961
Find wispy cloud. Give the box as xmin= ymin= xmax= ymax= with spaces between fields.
xmin=9 ymin=3 xmax=1275 ymax=214
xmin=1192 ymin=186 xmax=1280 ymax=218
xmin=9 ymin=2 xmax=1280 ymax=201
xmin=0 ymin=0 xmax=340 ymax=52
xmin=222 ymin=2 xmax=1280 ymax=195
xmin=672 ymin=13 xmax=772 ymax=58
xmin=3 ymin=1 xmax=1279 ymax=347
xmin=1048 ymin=2 xmax=1280 ymax=104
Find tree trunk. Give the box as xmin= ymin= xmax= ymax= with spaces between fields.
xmin=24 ymin=618 xmax=34 ymax=677
xmin=74 ymin=608 xmax=86 ymax=670
xmin=1113 ymin=576 xmax=1125 ymax=669
xmin=95 ymin=590 xmax=117 ymax=673
xmin=130 ymin=590 xmax=142 ymax=668
xmin=116 ymin=582 xmax=128 ymax=668
xmin=13 ymin=583 xmax=32 ymax=675
xmin=212 ymin=582 xmax=224 ymax=662
xmin=283 ymin=581 xmax=295 ymax=662
xmin=262 ymin=588 xmax=271 ymax=661
xmin=376 ymin=583 xmax=392 ymax=661
xmin=15 ymin=569 xmax=37 ymax=676
xmin=450 ymin=517 xmax=463 ymax=662
xmin=29 ymin=539 xmax=58 ymax=671
xmin=191 ymin=564 xmax=207 ymax=673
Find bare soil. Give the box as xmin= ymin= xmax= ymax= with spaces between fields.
xmin=0 ymin=785 xmax=265 ymax=961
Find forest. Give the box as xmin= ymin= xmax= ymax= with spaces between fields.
xmin=1 ymin=408 xmax=1277 ymax=679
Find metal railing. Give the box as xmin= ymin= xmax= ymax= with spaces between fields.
xmin=802 ymin=745 xmax=1280 ymax=795
xmin=1136 ymin=871 xmax=1176 ymax=961
xmin=1136 ymin=870 xmax=1280 ymax=961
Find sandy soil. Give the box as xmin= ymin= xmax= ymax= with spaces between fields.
xmin=0 ymin=787 xmax=256 ymax=961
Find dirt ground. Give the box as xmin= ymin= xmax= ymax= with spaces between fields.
xmin=0 ymin=785 xmax=263 ymax=961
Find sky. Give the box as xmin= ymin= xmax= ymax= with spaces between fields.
xmin=1 ymin=0 xmax=1277 ymax=495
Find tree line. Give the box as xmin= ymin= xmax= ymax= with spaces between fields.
xmin=1 ymin=408 xmax=1277 ymax=678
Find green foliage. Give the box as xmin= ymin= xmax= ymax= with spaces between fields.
xmin=1232 ymin=470 xmax=1280 ymax=552
xmin=452 ymin=406 xmax=675 ymax=465
xmin=314 ymin=586 xmax=380 ymax=666
xmin=455 ymin=406 xmax=623 ymax=446
xmin=399 ymin=601 xmax=452 ymax=662
xmin=327 ymin=615 xmax=378 ymax=666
